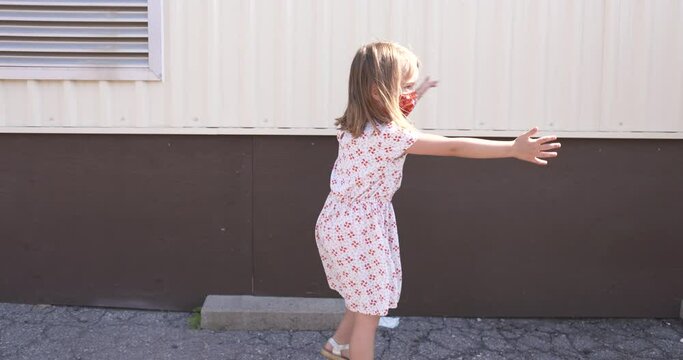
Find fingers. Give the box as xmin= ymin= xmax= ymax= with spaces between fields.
xmin=540 ymin=142 xmax=561 ymax=151
xmin=536 ymin=135 xmax=558 ymax=143
xmin=538 ymin=151 xmax=558 ymax=158
xmin=534 ymin=157 xmax=548 ymax=165
xmin=525 ymin=127 xmax=539 ymax=138
xmin=419 ymin=76 xmax=438 ymax=88
xmin=416 ymin=77 xmax=439 ymax=99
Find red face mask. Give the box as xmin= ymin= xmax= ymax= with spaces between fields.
xmin=399 ymin=90 xmax=418 ymax=116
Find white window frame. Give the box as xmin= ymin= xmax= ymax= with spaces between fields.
xmin=0 ymin=0 xmax=163 ymax=81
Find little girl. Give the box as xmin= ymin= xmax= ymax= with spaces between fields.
xmin=315 ymin=42 xmax=561 ymax=360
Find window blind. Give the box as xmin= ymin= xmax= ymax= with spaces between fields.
xmin=0 ymin=0 xmax=162 ymax=80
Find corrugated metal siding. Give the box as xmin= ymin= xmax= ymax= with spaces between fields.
xmin=0 ymin=0 xmax=681 ymax=138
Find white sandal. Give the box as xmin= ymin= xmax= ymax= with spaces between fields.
xmin=320 ymin=337 xmax=350 ymax=360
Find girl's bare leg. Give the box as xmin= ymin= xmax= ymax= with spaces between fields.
xmin=334 ymin=307 xmax=356 ymax=343
xmin=323 ymin=307 xmax=355 ymax=357
xmin=349 ymin=311 xmax=380 ymax=360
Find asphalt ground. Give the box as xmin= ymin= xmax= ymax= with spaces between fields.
xmin=1 ymin=302 xmax=682 ymax=360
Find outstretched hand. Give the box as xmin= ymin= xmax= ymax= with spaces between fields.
xmin=511 ymin=127 xmax=561 ymax=166
xmin=415 ymin=76 xmax=438 ymax=99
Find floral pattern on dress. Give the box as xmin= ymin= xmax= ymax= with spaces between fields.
xmin=315 ymin=120 xmax=420 ymax=316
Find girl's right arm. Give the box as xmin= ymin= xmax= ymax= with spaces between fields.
xmin=406 ymin=127 xmax=561 ymax=166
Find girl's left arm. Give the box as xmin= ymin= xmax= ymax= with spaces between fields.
xmin=415 ymin=76 xmax=438 ymax=99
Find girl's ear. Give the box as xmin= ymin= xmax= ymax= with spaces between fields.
xmin=370 ymin=85 xmax=381 ymax=102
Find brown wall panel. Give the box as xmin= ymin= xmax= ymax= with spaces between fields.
xmin=253 ymin=136 xmax=683 ymax=318
xmin=396 ymin=138 xmax=683 ymax=317
xmin=252 ymin=136 xmax=338 ymax=298
xmin=0 ymin=134 xmax=253 ymax=311
xmin=1 ymin=134 xmax=682 ymax=317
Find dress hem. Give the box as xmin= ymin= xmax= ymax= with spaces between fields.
xmin=330 ymin=287 xmax=399 ymax=317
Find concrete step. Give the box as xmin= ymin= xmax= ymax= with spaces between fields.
xmin=201 ymin=295 xmax=345 ymax=331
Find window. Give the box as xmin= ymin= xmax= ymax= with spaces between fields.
xmin=0 ymin=0 xmax=162 ymax=80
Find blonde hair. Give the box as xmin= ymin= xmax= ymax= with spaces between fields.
xmin=335 ymin=42 xmax=420 ymax=138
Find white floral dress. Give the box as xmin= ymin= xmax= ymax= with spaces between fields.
xmin=315 ymin=120 xmax=421 ymax=316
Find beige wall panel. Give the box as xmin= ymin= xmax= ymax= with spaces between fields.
xmin=0 ymin=0 xmax=680 ymax=138
xmin=576 ymin=0 xmax=605 ymax=132
xmin=509 ymin=0 xmax=547 ymax=132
